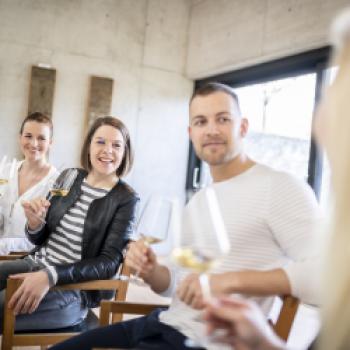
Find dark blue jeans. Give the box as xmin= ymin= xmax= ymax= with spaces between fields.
xmin=51 ymin=308 xmax=206 ymax=350
xmin=0 ymin=257 xmax=87 ymax=332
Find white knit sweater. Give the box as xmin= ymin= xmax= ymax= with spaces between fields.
xmin=159 ymin=164 xmax=321 ymax=349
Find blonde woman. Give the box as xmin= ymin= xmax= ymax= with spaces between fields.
xmin=317 ymin=7 xmax=350 ymax=350
xmin=204 ymin=8 xmax=350 ymax=350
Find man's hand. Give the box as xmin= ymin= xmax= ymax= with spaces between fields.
xmin=125 ymin=239 xmax=157 ymax=280
xmin=177 ymin=272 xmax=231 ymax=310
xmin=8 ymin=271 xmax=50 ymax=315
xmin=22 ymin=198 xmax=50 ymax=230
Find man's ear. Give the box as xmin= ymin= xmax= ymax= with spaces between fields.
xmin=188 ymin=126 xmax=192 ymax=139
xmin=240 ymin=118 xmax=249 ymax=138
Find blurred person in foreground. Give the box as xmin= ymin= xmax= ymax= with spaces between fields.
xmin=204 ymin=7 xmax=350 ymax=350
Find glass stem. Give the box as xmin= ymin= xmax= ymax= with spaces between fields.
xmin=199 ymin=273 xmax=211 ymax=301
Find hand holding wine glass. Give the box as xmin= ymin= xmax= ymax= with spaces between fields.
xmin=172 ymin=186 xmax=230 ymax=348
xmin=173 ymin=187 xmax=230 ymax=295
xmin=22 ymin=197 xmax=51 ymax=230
xmin=124 ymin=195 xmax=174 ymax=286
xmin=22 ymin=168 xmax=78 ymax=227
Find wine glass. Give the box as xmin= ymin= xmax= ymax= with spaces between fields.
xmin=0 ymin=157 xmax=17 ymax=235
xmin=172 ymin=186 xmax=230 ymax=347
xmin=24 ymin=168 xmax=78 ymax=224
xmin=0 ymin=156 xmax=8 ymax=186
xmin=128 ymin=194 xmax=174 ymax=286
xmin=47 ymin=168 xmax=78 ymax=200
xmin=0 ymin=157 xmax=17 ymax=188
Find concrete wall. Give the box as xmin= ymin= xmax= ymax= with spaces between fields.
xmin=1 ymin=0 xmax=347 ymax=205
xmin=187 ymin=0 xmax=350 ymax=78
xmin=0 ymin=0 xmax=193 ymax=205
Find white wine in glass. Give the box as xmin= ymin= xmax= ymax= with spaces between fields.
xmin=48 ymin=168 xmax=78 ymax=200
xmin=140 ymin=234 xmax=163 ymax=246
xmin=172 ymin=247 xmax=217 ymax=273
xmin=50 ymin=189 xmax=69 ymax=197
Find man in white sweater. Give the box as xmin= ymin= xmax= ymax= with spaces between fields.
xmin=52 ymin=82 xmax=320 ymax=350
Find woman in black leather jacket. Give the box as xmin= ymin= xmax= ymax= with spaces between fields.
xmin=0 ymin=116 xmax=138 ymax=332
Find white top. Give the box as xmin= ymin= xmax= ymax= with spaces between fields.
xmin=0 ymin=161 xmax=58 ymax=254
xmin=159 ymin=164 xmax=322 ymax=349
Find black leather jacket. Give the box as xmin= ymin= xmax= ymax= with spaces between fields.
xmin=27 ymin=168 xmax=139 ymax=308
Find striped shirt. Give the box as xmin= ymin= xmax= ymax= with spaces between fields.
xmin=159 ymin=164 xmax=321 ymax=350
xmin=30 ymin=180 xmax=108 ymax=278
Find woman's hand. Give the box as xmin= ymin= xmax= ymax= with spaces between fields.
xmin=22 ymin=198 xmax=50 ymax=230
xmin=8 ymin=271 xmax=50 ymax=315
xmin=203 ymin=297 xmax=286 ymax=350
xmin=124 ymin=239 xmax=157 ymax=280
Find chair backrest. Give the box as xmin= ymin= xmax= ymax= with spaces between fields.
xmin=273 ymin=295 xmax=300 ymax=341
xmin=1 ymin=262 xmax=130 ymax=350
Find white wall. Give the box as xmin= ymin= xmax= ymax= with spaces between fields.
xmin=0 ymin=0 xmax=193 ymax=204
xmin=187 ymin=0 xmax=350 ymax=78
xmin=129 ymin=0 xmax=193 ymax=204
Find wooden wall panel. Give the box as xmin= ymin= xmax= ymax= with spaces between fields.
xmin=28 ymin=66 xmax=56 ymax=118
xmin=86 ymin=76 xmax=113 ymax=128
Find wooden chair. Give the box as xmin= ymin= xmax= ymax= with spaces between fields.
xmin=1 ymin=264 xmax=130 ymax=350
xmin=272 ymin=295 xmax=300 ymax=341
xmin=99 ymin=295 xmax=300 ymax=342
xmin=0 ymin=252 xmax=28 ymax=261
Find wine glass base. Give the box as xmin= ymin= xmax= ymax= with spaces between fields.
xmin=116 ymin=274 xmax=148 ymax=286
xmin=131 ymin=276 xmax=148 ymax=287
xmin=184 ymin=338 xmax=201 ymax=348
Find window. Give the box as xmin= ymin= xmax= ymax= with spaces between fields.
xmin=236 ymin=73 xmax=316 ymax=180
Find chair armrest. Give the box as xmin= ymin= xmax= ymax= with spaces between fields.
xmin=9 ymin=251 xmax=28 ymax=256
xmin=0 ymin=253 xmax=27 ymax=261
xmin=53 ymin=278 xmax=128 ymax=291
xmin=273 ymin=295 xmax=300 ymax=341
xmin=99 ymin=300 xmax=170 ymax=326
xmin=5 ymin=277 xmax=128 ymax=295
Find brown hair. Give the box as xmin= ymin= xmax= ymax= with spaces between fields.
xmin=190 ymin=82 xmax=242 ymax=115
xmin=80 ymin=116 xmax=133 ymax=177
xmin=20 ymin=112 xmax=53 ymax=137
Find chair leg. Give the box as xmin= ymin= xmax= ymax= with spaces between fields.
xmin=2 ymin=279 xmax=22 ymax=350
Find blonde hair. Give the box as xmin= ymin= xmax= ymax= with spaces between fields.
xmin=320 ymin=7 xmax=350 ymax=350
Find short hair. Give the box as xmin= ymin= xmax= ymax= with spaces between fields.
xmin=190 ymin=82 xmax=242 ymax=115
xmin=20 ymin=112 xmax=53 ymax=137
xmin=80 ymin=116 xmax=133 ymax=177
